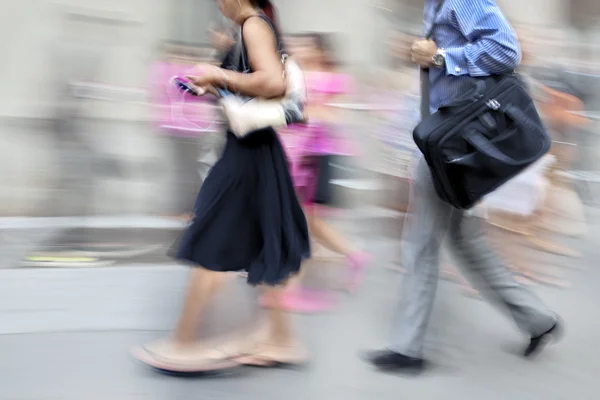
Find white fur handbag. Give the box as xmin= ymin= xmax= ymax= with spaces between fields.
xmin=220 ymin=17 xmax=307 ymax=138
xmin=220 ymin=53 xmax=306 ymax=137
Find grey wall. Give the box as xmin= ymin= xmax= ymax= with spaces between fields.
xmin=0 ymin=0 xmax=577 ymax=119
xmin=0 ymin=0 xmax=592 ymax=216
xmin=0 ymin=0 xmax=170 ymax=120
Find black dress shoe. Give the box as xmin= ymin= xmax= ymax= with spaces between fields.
xmin=524 ymin=319 xmax=563 ymax=358
xmin=364 ymin=349 xmax=425 ymax=372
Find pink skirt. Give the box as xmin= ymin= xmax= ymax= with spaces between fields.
xmin=279 ymin=121 xmax=354 ymax=205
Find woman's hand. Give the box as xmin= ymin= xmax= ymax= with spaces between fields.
xmin=186 ymin=64 xmax=226 ymax=88
xmin=186 ymin=82 xmax=219 ymax=97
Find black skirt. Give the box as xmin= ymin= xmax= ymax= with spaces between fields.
xmin=174 ymin=128 xmax=310 ymax=286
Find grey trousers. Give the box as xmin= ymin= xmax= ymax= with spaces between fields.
xmin=197 ymin=131 xmax=225 ymax=182
xmin=169 ymin=132 xmax=225 ymax=215
xmin=391 ymin=157 xmax=555 ymax=358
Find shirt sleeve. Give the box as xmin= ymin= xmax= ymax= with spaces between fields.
xmin=443 ymin=0 xmax=521 ymax=77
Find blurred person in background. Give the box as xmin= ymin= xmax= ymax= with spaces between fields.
xmin=374 ymin=28 xmax=421 ymax=262
xmin=134 ymin=0 xmax=310 ymax=373
xmin=306 ymin=33 xmax=370 ymax=295
xmin=495 ymin=31 xmax=586 ymax=288
xmin=264 ymin=33 xmax=370 ymax=313
xmin=150 ymin=41 xmax=221 ymax=221
xmin=366 ymin=0 xmax=561 ymax=373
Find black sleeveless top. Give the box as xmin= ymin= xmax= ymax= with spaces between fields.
xmin=220 ymin=13 xmax=284 ymax=75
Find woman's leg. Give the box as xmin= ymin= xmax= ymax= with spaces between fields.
xmin=133 ymin=267 xmax=238 ymax=372
xmin=173 ymin=267 xmax=225 ymax=344
xmin=263 ymin=285 xmax=295 ymax=345
xmin=261 ymin=263 xmax=337 ymax=313
xmin=305 ymin=207 xmax=353 ymax=256
xmin=239 ymin=284 xmax=308 ymax=366
xmin=305 ymin=206 xmax=370 ymax=291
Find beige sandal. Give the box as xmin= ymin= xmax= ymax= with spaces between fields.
xmin=132 ymin=339 xmax=239 ymax=374
xmin=235 ymin=341 xmax=309 ymax=368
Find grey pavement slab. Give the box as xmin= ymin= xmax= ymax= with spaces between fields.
xmin=0 ymin=249 xmax=599 ymax=399
xmin=1 ymin=210 xmax=599 ymax=399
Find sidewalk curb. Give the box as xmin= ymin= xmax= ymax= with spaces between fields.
xmin=0 ymin=215 xmax=187 ymax=230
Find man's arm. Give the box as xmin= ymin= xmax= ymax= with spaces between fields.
xmin=444 ymin=0 xmax=520 ymax=77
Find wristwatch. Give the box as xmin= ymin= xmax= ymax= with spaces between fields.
xmin=432 ymin=48 xmax=446 ymax=68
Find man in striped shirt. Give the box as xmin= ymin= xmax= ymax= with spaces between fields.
xmin=366 ymin=0 xmax=561 ymax=373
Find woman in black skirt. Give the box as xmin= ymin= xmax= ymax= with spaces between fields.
xmin=133 ymin=0 xmax=310 ymax=373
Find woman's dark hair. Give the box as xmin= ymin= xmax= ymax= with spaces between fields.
xmin=251 ymin=0 xmax=271 ymax=10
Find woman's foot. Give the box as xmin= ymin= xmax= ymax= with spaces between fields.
xmin=132 ymin=338 xmax=239 ymax=374
xmin=347 ymin=251 xmax=372 ymax=293
xmin=260 ymin=287 xmax=338 ymax=314
xmin=236 ymin=341 xmax=309 ymax=368
xmin=215 ymin=325 xmax=309 ymax=368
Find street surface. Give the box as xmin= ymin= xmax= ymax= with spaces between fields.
xmin=1 ymin=210 xmax=599 ymax=399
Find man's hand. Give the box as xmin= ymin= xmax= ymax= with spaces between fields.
xmin=410 ymin=39 xmax=438 ymax=68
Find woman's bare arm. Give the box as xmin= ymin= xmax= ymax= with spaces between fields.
xmin=223 ymin=17 xmax=285 ymax=98
xmin=189 ymin=17 xmax=285 ymax=99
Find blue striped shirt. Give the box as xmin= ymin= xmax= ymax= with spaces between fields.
xmin=424 ymin=0 xmax=520 ymax=113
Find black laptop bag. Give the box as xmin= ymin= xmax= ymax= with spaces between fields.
xmin=413 ymin=74 xmax=551 ymax=209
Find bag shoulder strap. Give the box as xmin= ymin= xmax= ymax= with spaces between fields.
xmin=421 ymin=0 xmax=445 ymax=118
xmin=236 ymin=13 xmax=283 ymax=73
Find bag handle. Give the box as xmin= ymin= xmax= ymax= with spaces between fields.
xmin=464 ymin=129 xmax=521 ymax=166
xmin=503 ymin=103 xmax=547 ymax=141
xmin=464 ymin=104 xmax=547 ymax=167
xmin=421 ymin=0 xmax=446 ymax=119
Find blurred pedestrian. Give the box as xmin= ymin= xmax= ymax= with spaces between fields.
xmin=365 ymin=0 xmax=562 ymax=373
xmin=150 ymin=42 xmax=219 ymax=221
xmin=134 ymin=0 xmax=310 ymax=373
xmin=267 ymin=33 xmax=370 ymax=313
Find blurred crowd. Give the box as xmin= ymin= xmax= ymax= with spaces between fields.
xmin=1 ymin=4 xmax=598 ymax=280
xmin=2 ymin=0 xmax=600 ymax=394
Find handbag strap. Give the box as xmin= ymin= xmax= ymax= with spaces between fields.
xmin=233 ymin=25 xmax=249 ymax=74
xmin=235 ymin=13 xmax=285 ymax=75
xmin=420 ymin=0 xmax=445 ymax=119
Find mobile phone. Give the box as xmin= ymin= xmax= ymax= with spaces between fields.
xmin=171 ymin=76 xmax=204 ymax=96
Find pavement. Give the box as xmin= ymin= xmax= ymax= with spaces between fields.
xmin=1 ymin=209 xmax=600 ymax=400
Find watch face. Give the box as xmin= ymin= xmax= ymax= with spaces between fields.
xmin=433 ymin=54 xmax=444 ymax=67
